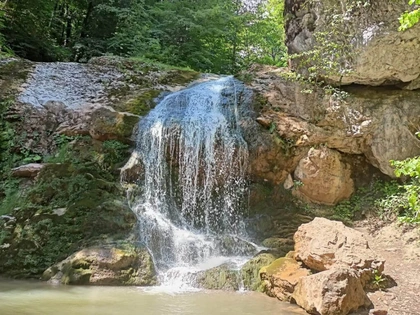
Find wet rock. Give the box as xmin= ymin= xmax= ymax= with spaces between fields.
xmin=262 ymin=237 xmax=294 ymax=249
xmin=294 ymin=217 xmax=385 ymax=286
xmin=293 ymin=147 xmax=354 ymax=205
xmin=89 ymin=107 xmax=140 ymax=142
xmin=214 ymin=236 xmax=257 ymax=257
xmin=43 ymin=244 xmax=157 ymax=286
xmin=261 ymin=238 xmax=294 ymax=257
xmin=120 ymin=152 xmax=144 ymax=184
xmin=240 ymin=252 xmax=277 ymax=291
xmin=260 ymin=257 xmax=310 ymax=302
xmin=11 ymin=163 xmax=46 ymax=178
xmin=0 ymin=157 xmax=138 ymax=278
xmin=292 ymin=268 xmax=371 ymax=315
xmin=195 ymin=263 xmax=241 ymax=291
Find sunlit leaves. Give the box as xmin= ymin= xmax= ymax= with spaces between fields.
xmin=390 ymin=155 xmax=420 ymax=223
xmin=399 ymin=0 xmax=420 ymax=31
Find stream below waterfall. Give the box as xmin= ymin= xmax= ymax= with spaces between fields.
xmin=0 ymin=279 xmax=307 ymax=315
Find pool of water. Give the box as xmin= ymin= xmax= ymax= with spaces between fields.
xmin=0 ymin=279 xmax=306 ymax=315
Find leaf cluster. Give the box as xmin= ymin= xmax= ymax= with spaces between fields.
xmin=399 ymin=0 xmax=420 ymax=31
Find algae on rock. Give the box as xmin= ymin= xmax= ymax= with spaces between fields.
xmin=43 ymin=243 xmax=157 ymax=286
xmin=0 ymin=137 xmax=136 ymax=278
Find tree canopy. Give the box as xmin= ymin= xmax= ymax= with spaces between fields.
xmin=0 ymin=0 xmax=287 ymax=73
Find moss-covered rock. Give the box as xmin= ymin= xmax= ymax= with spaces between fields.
xmin=195 ymin=264 xmax=241 ymax=291
xmin=260 ymin=257 xmax=311 ymax=301
xmin=89 ymin=107 xmax=140 ymax=142
xmin=240 ymin=252 xmax=278 ymax=291
xmin=0 ymin=59 xmax=33 ymax=92
xmin=261 ymin=237 xmax=295 ymax=257
xmin=0 ymin=137 xmax=136 ymax=278
xmin=121 ymin=89 xmax=161 ymax=116
xmin=42 ymin=243 xmax=157 ymax=286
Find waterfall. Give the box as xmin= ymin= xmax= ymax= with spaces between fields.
xmin=129 ymin=76 xmax=256 ymax=290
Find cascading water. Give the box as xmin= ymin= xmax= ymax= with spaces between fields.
xmin=129 ymin=76 xmax=257 ymax=290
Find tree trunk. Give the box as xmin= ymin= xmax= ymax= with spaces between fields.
xmin=80 ymin=1 xmax=93 ymax=38
xmin=64 ymin=4 xmax=72 ymax=46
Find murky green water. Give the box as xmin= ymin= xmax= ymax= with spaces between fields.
xmin=0 ymin=279 xmax=306 ymax=315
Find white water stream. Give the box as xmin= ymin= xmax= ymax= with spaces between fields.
xmin=130 ymin=77 xmax=257 ymax=290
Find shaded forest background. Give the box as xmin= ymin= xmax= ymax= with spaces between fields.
xmin=0 ymin=0 xmax=286 ymax=73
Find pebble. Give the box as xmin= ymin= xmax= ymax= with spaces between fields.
xmin=369 ymin=310 xmax=388 ymax=315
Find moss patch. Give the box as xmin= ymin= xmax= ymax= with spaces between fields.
xmin=260 ymin=257 xmax=298 ymax=276
xmin=240 ymin=252 xmax=278 ymax=291
xmin=158 ymin=70 xmax=200 ymax=85
xmin=0 ymin=137 xmax=136 ymax=278
xmin=120 ymin=89 xmax=161 ymax=116
xmin=195 ymin=264 xmax=241 ymax=291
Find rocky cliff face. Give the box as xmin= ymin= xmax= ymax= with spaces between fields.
xmin=242 ymin=0 xmax=420 ymax=207
xmin=250 ymin=67 xmax=420 ymax=179
xmin=285 ymin=0 xmax=420 ymax=89
xmin=0 ymin=57 xmax=200 ymax=278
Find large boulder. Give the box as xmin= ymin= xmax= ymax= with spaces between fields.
xmin=42 ymin=244 xmax=157 ymax=286
xmin=260 ymin=257 xmax=310 ymax=301
xmin=285 ymin=0 xmax=420 ymax=89
xmin=294 ymin=217 xmax=385 ymax=286
xmin=292 ymin=268 xmax=371 ymax=315
xmin=293 ymin=147 xmax=354 ymax=205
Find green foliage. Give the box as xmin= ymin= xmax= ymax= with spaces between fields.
xmin=399 ymin=0 xmax=420 ymax=31
xmin=0 ymin=0 xmax=286 ymax=73
xmin=0 ymin=178 xmax=22 ymax=216
xmin=0 ymin=9 xmax=9 ymax=56
xmin=329 ymin=181 xmax=401 ymax=223
xmin=0 ymin=136 xmax=135 ymax=277
xmin=331 ymin=186 xmax=372 ymax=223
xmin=389 ymin=156 xmax=420 ymax=223
xmin=96 ymin=140 xmax=129 ymax=170
xmin=371 ymin=269 xmax=386 ymax=289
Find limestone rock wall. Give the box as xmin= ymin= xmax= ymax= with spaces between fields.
xmin=285 ymin=0 xmax=420 ymax=89
xmin=247 ymin=65 xmax=420 ymax=206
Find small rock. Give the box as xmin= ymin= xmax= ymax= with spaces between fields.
xmin=120 ymin=152 xmax=144 ymax=184
xmin=11 ymin=163 xmax=45 ymax=178
xmin=0 ymin=215 xmax=16 ymax=221
xmin=369 ymin=310 xmax=388 ymax=315
xmin=52 ymin=208 xmax=67 ymax=216
xmin=283 ymin=173 xmax=294 ymax=190
xmin=256 ymin=116 xmax=271 ymax=128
